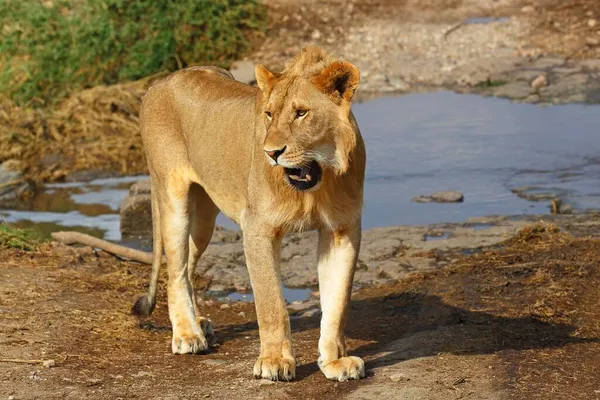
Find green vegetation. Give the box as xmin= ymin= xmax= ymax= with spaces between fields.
xmin=0 ymin=0 xmax=266 ymax=106
xmin=0 ymin=224 xmax=44 ymax=251
xmin=476 ymin=79 xmax=508 ymax=89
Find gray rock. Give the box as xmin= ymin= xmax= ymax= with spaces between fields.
xmin=493 ymin=81 xmax=533 ymax=99
xmin=129 ymin=179 xmax=151 ymax=195
xmin=0 ymin=160 xmax=33 ymax=204
xmin=412 ymin=191 xmax=464 ymax=203
xmin=120 ymin=193 xmax=152 ymax=239
xmin=229 ymin=60 xmax=257 ymax=85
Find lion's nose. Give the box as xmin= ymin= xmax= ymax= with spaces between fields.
xmin=265 ymin=146 xmax=286 ymax=163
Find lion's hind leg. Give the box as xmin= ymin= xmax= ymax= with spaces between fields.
xmin=158 ymin=174 xmax=209 ymax=354
xmin=187 ymin=183 xmax=219 ymax=345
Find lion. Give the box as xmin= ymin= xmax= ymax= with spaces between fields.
xmin=132 ymin=46 xmax=366 ymax=382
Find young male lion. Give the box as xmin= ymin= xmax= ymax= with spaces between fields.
xmin=132 ymin=46 xmax=366 ymax=382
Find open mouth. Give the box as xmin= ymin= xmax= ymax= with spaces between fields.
xmin=284 ymin=160 xmax=322 ymax=191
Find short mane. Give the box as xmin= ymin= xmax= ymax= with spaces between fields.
xmin=282 ymin=46 xmax=335 ymax=78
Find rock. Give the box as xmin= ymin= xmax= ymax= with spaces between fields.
xmin=129 ymin=179 xmax=151 ymax=195
xmin=120 ymin=193 xmax=152 ymax=239
xmin=220 ymin=303 xmax=231 ymax=310
xmin=201 ymin=359 xmax=227 ymax=366
xmin=586 ymin=37 xmax=600 ymax=47
xmin=238 ymin=311 xmax=246 ymax=318
xmin=530 ymin=74 xmax=548 ymax=89
xmin=132 ymin=371 xmax=153 ymax=378
xmin=493 ymin=81 xmax=533 ymax=99
xmin=389 ymin=372 xmax=410 ymax=383
xmin=259 ymin=379 xmax=275 ymax=386
xmin=589 ymin=19 xmax=598 ymax=28
xmin=388 ymin=77 xmax=410 ymax=91
xmin=42 ymin=359 xmax=55 ymax=368
xmin=521 ymin=5 xmax=534 ymax=13
xmin=229 ymin=60 xmax=257 ymax=85
xmin=0 ymin=160 xmax=33 ymax=204
xmin=311 ymin=29 xmax=321 ymax=40
xmin=412 ymin=191 xmax=464 ymax=203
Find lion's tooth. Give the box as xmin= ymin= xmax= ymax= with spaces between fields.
xmin=306 ymin=174 xmax=312 ymax=181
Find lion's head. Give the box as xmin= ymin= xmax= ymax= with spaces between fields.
xmin=255 ymin=46 xmax=360 ymax=192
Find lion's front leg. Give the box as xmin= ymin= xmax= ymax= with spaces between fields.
xmin=317 ymin=222 xmax=365 ymax=381
xmin=243 ymin=223 xmax=295 ymax=381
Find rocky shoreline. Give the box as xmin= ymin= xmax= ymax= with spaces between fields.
xmin=120 ymin=180 xmax=600 ymax=296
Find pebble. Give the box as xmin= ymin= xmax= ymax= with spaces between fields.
xmin=589 ymin=19 xmax=598 ymax=28
xmin=530 ymin=74 xmax=548 ymax=89
xmin=586 ymin=37 xmax=600 ymax=46
xmin=521 ymin=5 xmax=534 ymax=13
xmin=311 ymin=30 xmax=322 ymax=40
xmin=42 ymin=359 xmax=55 ymax=368
xmin=201 ymin=359 xmax=227 ymax=366
xmin=220 ymin=303 xmax=231 ymax=310
xmin=389 ymin=372 xmax=410 ymax=382
xmin=8 ymin=396 xmax=15 ymax=400
xmin=412 ymin=191 xmax=464 ymax=203
xmin=238 ymin=311 xmax=246 ymax=318
xmin=259 ymin=379 xmax=276 ymax=386
xmin=131 ymin=371 xmax=153 ymax=378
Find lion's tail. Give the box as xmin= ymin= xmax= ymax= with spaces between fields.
xmin=131 ymin=185 xmax=162 ymax=316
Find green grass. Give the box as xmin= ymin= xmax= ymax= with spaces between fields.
xmin=476 ymin=79 xmax=508 ymax=89
xmin=0 ymin=0 xmax=266 ymax=106
xmin=0 ymin=224 xmax=44 ymax=251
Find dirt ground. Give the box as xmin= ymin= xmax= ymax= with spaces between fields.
xmin=2 ymin=222 xmax=600 ymax=399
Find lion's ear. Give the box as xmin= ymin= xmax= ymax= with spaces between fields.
xmin=255 ymin=64 xmax=279 ymax=91
xmin=313 ymin=61 xmax=360 ymax=103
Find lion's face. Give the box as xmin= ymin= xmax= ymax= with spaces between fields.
xmin=256 ymin=57 xmax=360 ymax=192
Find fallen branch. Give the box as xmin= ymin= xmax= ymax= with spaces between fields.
xmin=0 ymin=358 xmax=43 ymax=364
xmin=51 ymin=231 xmax=164 ymax=264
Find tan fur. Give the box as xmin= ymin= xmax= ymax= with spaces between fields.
xmin=135 ymin=47 xmax=366 ymax=381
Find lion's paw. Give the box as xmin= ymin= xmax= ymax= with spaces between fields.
xmin=197 ymin=316 xmax=215 ymax=345
xmin=172 ymin=332 xmax=208 ymax=354
xmin=319 ymin=356 xmax=365 ymax=382
xmin=253 ymin=356 xmax=296 ymax=381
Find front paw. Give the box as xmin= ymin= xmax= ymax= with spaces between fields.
xmin=253 ymin=356 xmax=296 ymax=381
xmin=319 ymin=356 xmax=365 ymax=382
xmin=172 ymin=332 xmax=208 ymax=354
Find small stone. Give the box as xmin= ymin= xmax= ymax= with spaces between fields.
xmin=42 ymin=359 xmax=55 ymax=368
xmin=220 ymin=303 xmax=231 ymax=310
xmin=114 ymin=375 xmax=124 ymax=380
xmin=86 ymin=378 xmax=103 ymax=386
xmin=389 ymin=372 xmax=410 ymax=382
xmin=28 ymin=371 xmax=40 ymax=380
xmin=412 ymin=191 xmax=464 ymax=203
xmin=238 ymin=311 xmax=246 ymax=318
xmin=521 ymin=5 xmax=534 ymax=13
xmin=589 ymin=19 xmax=598 ymax=28
xmin=311 ymin=30 xmax=321 ymax=40
xmin=8 ymin=396 xmax=15 ymax=400
xmin=132 ymin=371 xmax=153 ymax=378
xmin=586 ymin=37 xmax=600 ymax=46
xmin=530 ymin=74 xmax=548 ymax=89
xmin=201 ymin=359 xmax=227 ymax=366
xmin=259 ymin=379 xmax=275 ymax=386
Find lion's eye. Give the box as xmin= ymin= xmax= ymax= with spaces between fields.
xmin=295 ymin=109 xmax=308 ymax=118
xmin=265 ymin=111 xmax=272 ymax=120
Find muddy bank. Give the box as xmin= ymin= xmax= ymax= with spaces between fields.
xmin=2 ymin=222 xmax=600 ymax=399
xmin=120 ymin=180 xmax=600 ymax=294
xmin=248 ymin=0 xmax=600 ymax=104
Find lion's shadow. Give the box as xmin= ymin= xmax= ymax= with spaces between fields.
xmin=216 ymin=291 xmax=597 ymax=381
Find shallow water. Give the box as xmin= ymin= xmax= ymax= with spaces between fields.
xmin=355 ymin=92 xmax=600 ymax=227
xmin=2 ymin=92 xmax=599 ymax=239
